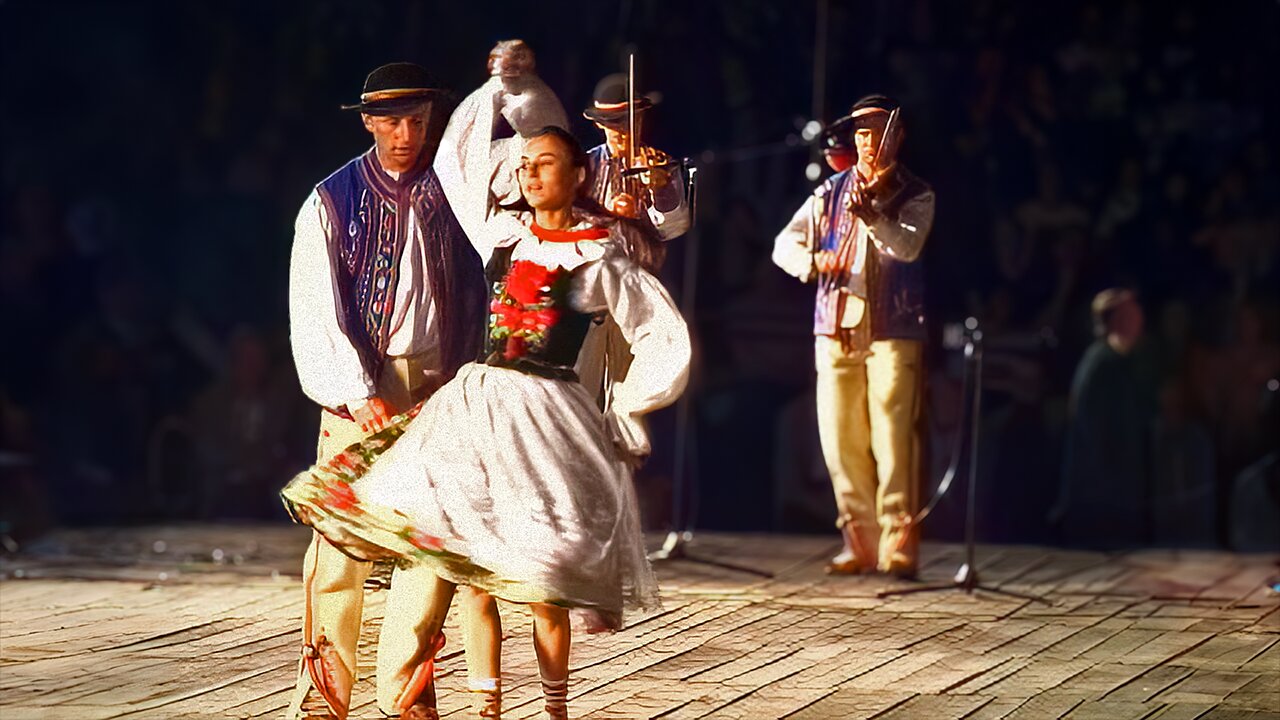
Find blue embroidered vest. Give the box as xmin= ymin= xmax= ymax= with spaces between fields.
xmin=316 ymin=149 xmax=486 ymax=383
xmin=814 ymin=168 xmax=928 ymax=342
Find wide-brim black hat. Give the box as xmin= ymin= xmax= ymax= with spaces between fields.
xmin=821 ymin=94 xmax=899 ymax=145
xmin=342 ymin=62 xmax=447 ymax=115
xmin=581 ymin=73 xmax=658 ymax=127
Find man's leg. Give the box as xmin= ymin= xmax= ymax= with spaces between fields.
xmin=814 ymin=335 xmax=879 ymax=570
xmin=865 ymin=339 xmax=924 ymax=575
xmin=375 ymin=563 xmax=457 ymax=717
xmin=288 ymin=412 xmax=373 ymax=720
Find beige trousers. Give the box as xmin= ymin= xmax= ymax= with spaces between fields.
xmin=288 ymin=355 xmax=443 ymax=718
xmin=814 ymin=336 xmax=923 ymax=571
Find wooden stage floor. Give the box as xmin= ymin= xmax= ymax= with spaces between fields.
xmin=1 ymin=524 xmax=1277 ymax=719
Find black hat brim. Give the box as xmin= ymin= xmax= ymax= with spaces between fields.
xmin=342 ymin=93 xmax=440 ymax=116
xmin=822 ymin=109 xmax=892 ymax=144
xmin=582 ymin=98 xmax=656 ymax=126
xmin=823 ymin=115 xmax=855 ymax=140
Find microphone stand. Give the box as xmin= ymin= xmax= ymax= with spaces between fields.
xmin=878 ymin=321 xmax=1049 ymax=603
xmin=647 ymin=164 xmax=772 ymax=578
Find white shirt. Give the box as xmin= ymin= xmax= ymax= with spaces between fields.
xmin=484 ymin=219 xmax=691 ymax=458
xmin=288 ymin=163 xmax=439 ymax=410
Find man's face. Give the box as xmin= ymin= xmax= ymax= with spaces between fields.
xmin=362 ymin=106 xmax=431 ymax=172
xmin=854 ymin=125 xmax=884 ymax=171
xmin=1113 ymin=300 xmax=1145 ymax=341
xmin=518 ymin=135 xmax=582 ymax=210
xmin=596 ymin=122 xmax=633 ymax=156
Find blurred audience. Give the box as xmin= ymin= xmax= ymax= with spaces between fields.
xmin=1052 ymin=289 xmax=1157 ymax=547
xmin=1 ymin=0 xmax=1276 ymax=544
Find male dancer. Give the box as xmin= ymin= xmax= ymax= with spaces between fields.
xmin=287 ymin=62 xmax=486 ymax=720
xmin=773 ymin=95 xmax=935 ymax=578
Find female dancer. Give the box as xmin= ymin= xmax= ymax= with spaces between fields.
xmin=283 ymin=125 xmax=690 ymax=719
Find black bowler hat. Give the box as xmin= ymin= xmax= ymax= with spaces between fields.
xmin=582 ymin=73 xmax=658 ymax=127
xmin=342 ymin=62 xmax=446 ymax=115
xmin=822 ymin=94 xmax=899 ymax=146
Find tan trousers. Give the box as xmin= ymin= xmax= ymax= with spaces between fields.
xmin=288 ymin=355 xmax=443 ymax=718
xmin=814 ymin=336 xmax=922 ymax=571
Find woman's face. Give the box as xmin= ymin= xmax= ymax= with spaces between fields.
xmin=518 ymin=135 xmax=583 ymax=210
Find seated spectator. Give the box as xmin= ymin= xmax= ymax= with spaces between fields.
xmin=1052 ymin=288 xmax=1157 ymax=547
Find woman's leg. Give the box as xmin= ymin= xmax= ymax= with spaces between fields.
xmin=530 ymin=603 xmax=570 ymax=719
xmin=458 ymin=586 xmax=503 ymax=717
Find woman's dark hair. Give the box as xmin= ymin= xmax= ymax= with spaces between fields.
xmin=527 ymin=125 xmax=588 ymax=168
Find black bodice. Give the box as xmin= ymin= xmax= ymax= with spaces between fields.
xmin=480 ymin=245 xmax=598 ymax=381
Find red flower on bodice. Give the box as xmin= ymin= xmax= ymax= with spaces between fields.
xmin=490 ymin=260 xmax=567 ymax=360
xmin=505 ymin=261 xmax=556 ymax=305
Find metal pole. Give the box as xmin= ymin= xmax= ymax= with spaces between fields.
xmin=627 ymin=52 xmax=637 ymax=169
xmin=809 ymin=0 xmax=830 ymax=179
xmin=965 ymin=332 xmax=984 ymax=585
xmin=812 ymin=0 xmax=829 ymax=131
xmin=669 ymin=222 xmax=700 ymax=534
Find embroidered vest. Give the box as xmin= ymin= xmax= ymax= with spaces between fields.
xmin=813 ymin=168 xmax=928 ymax=342
xmin=316 ymin=149 xmax=486 ymax=382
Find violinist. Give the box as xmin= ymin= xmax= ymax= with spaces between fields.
xmin=582 ymin=73 xmax=690 ymax=272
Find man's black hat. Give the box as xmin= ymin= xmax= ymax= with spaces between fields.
xmin=342 ymin=62 xmax=446 ymax=115
xmin=582 ymin=73 xmax=658 ymax=127
xmin=822 ymin=94 xmax=900 ymax=147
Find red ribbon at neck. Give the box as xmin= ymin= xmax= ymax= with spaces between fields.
xmin=530 ymin=222 xmax=610 ymax=243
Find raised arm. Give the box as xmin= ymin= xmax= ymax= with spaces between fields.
xmin=434 ymin=76 xmax=505 ymax=262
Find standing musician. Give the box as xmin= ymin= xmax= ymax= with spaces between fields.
xmin=772 ymin=94 xmax=935 ymax=578
xmin=576 ymin=71 xmax=693 ymax=418
xmin=582 ymin=72 xmax=690 ymax=272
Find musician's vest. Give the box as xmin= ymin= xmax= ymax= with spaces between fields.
xmin=813 ymin=168 xmax=927 ymax=342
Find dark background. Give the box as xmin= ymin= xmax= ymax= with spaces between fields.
xmin=2 ymin=1 xmax=1278 ymax=549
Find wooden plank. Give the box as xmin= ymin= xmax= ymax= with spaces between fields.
xmin=1169 ymin=635 xmax=1278 ymax=672
xmin=4 ymin=527 xmax=1280 ymax=719
xmin=1104 ymin=665 xmax=1197 ymax=704
xmin=890 ymin=649 xmax=1013 ymax=695
xmin=874 ymin=693 xmax=992 ymax=719
xmin=1237 ymin=640 xmax=1280 ymax=674
xmin=961 ymin=696 xmax=1026 ymax=720
xmin=1001 ymin=691 xmax=1089 ymax=719
xmin=1063 ymin=699 xmax=1157 ymax=720
xmin=1118 ymin=630 xmax=1215 ymax=666
xmin=1155 ymin=670 xmax=1259 ymax=705
xmin=1221 ymin=675 xmax=1280 ymax=711
xmin=1146 ymin=704 xmax=1217 ymax=719
xmin=780 ymin=688 xmax=913 ymax=720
